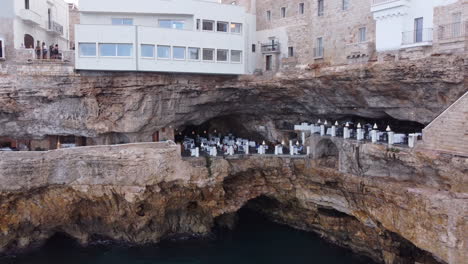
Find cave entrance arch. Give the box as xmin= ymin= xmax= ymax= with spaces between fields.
xmin=24 ymin=34 xmax=34 ymax=49
xmin=315 ymin=139 xmax=339 ymax=169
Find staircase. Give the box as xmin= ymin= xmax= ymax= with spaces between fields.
xmin=422 ymin=91 xmax=468 ymax=156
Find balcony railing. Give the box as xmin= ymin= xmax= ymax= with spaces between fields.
xmin=261 ymin=42 xmax=280 ymax=53
xmin=47 ymin=21 xmax=64 ymax=36
xmin=18 ymin=9 xmax=42 ymax=25
xmin=438 ymin=22 xmax=467 ymax=40
xmin=402 ymin=28 xmax=433 ymax=45
xmin=313 ymin=47 xmax=324 ymax=58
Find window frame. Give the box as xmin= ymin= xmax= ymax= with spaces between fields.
xmin=202 ymin=20 xmax=215 ymax=31
xmin=141 ymin=44 xmax=155 ymax=59
xmin=299 ymin=3 xmax=305 ymax=15
xmin=288 ymin=46 xmax=294 ymax=57
xmin=157 ymin=45 xmax=171 ymax=60
xmin=231 ymin=50 xmax=242 ymax=63
xmin=358 ymin=27 xmax=367 ymax=43
xmin=216 ymin=49 xmax=229 ymax=62
xmin=318 ymin=0 xmax=324 ymax=17
xmin=78 ymin=43 xmax=97 ymax=57
xmin=202 ymin=48 xmax=215 ymax=61
xmin=342 ymin=0 xmax=349 ymax=11
xmin=173 ymin=46 xmax=186 ymax=60
xmin=217 ymin=21 xmax=229 ymax=33
xmin=99 ymin=43 xmax=133 ymax=58
xmin=230 ymin=22 xmax=242 ymax=34
xmin=111 ymin=18 xmax=134 ymax=25
xmin=188 ymin=47 xmax=201 ymax=61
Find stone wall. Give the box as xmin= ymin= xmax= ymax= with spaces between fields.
xmin=433 ymin=0 xmax=468 ymax=54
xmin=422 ymin=91 xmax=468 ymax=156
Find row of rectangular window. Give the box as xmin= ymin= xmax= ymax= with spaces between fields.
xmin=266 ymin=0 xmax=351 ymax=20
xmin=78 ymin=43 xmax=242 ymax=63
xmin=141 ymin=45 xmax=242 ymax=63
xmin=111 ymin=18 xmax=242 ymax=34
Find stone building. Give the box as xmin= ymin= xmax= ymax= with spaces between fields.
xmin=225 ymin=0 xmax=466 ymax=72
xmin=0 ymin=0 xmax=70 ymax=60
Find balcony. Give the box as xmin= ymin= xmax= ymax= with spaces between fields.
xmin=261 ymin=42 xmax=280 ymax=54
xmin=47 ymin=21 xmax=64 ymax=36
xmin=313 ymin=47 xmax=324 ymax=59
xmin=402 ymin=28 xmax=433 ymax=47
xmin=18 ymin=9 xmax=42 ymax=25
xmin=437 ymin=22 xmax=467 ymax=41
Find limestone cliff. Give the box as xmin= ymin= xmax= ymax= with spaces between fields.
xmin=0 ymin=141 xmax=466 ymax=264
xmin=0 ymin=54 xmax=466 ymax=139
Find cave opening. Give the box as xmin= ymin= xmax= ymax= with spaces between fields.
xmin=315 ymin=139 xmax=339 ymax=169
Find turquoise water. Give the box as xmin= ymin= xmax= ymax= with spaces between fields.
xmin=2 ymin=210 xmax=375 ymax=264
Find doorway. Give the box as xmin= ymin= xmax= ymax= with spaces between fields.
xmin=24 ymin=34 xmax=34 ymax=49
xmin=265 ymin=55 xmax=272 ymax=71
xmin=153 ymin=131 xmax=160 ymax=142
xmin=414 ymin=17 xmax=423 ymax=43
xmin=0 ymin=39 xmax=4 ymax=59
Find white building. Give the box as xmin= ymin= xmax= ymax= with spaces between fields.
xmin=371 ymin=0 xmax=459 ymax=51
xmin=0 ymin=0 xmax=70 ymax=59
xmin=75 ymin=0 xmax=255 ymax=75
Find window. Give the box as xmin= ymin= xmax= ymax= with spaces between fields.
xmin=252 ymin=44 xmax=256 ymax=52
xmin=141 ymin=44 xmax=155 ymax=58
xmin=299 ymin=3 xmax=305 ymax=14
xmin=100 ymin=44 xmax=116 ymax=56
xmin=188 ymin=47 xmax=200 ymax=60
xmin=111 ymin=18 xmax=134 ymax=25
xmin=202 ymin=48 xmax=214 ymax=61
xmin=173 ymin=46 xmax=186 ymax=60
xmin=196 ymin=19 xmax=201 ymax=30
xmin=452 ymin=12 xmax=462 ymax=37
xmin=318 ymin=0 xmax=324 ymax=16
xmin=358 ymin=27 xmax=366 ymax=42
xmin=315 ymin=37 xmax=324 ymax=58
xmin=99 ymin=44 xmax=133 ymax=57
xmin=288 ymin=46 xmax=294 ymax=57
xmin=231 ymin=50 xmax=242 ymax=63
xmin=217 ymin=49 xmax=228 ymax=62
xmin=230 ymin=23 xmax=242 ymax=34
xmin=202 ymin=20 xmax=214 ymax=31
xmin=281 ymin=7 xmax=286 ymax=18
xmin=157 ymin=45 xmax=171 ymax=59
xmin=342 ymin=0 xmax=349 ymax=11
xmin=159 ymin=20 xmax=185 ymax=29
xmin=217 ymin=21 xmax=229 ymax=32
xmin=117 ymin=44 xmax=133 ymax=56
xmin=25 ymin=0 xmax=29 ymax=9
xmin=267 ymin=11 xmax=271 ymax=21
xmin=79 ymin=43 xmax=96 ymax=57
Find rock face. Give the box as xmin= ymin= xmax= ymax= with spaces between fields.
xmin=0 ymin=54 xmax=466 ymax=139
xmin=0 ymin=140 xmax=466 ymax=264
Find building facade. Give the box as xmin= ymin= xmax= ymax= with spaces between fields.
xmin=74 ymin=0 xmax=255 ymax=74
xmin=0 ymin=0 xmax=70 ymax=60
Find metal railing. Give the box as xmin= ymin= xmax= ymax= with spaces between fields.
xmin=438 ymin=22 xmax=467 ymax=40
xmin=261 ymin=42 xmax=280 ymax=53
xmin=314 ymin=47 xmax=324 ymax=58
xmin=402 ymin=28 xmax=433 ymax=45
xmin=48 ymin=21 xmax=64 ymax=35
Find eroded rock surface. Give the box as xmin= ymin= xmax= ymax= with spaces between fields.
xmin=0 ymin=55 xmax=466 ymax=139
xmin=0 ymin=141 xmax=466 ymax=264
